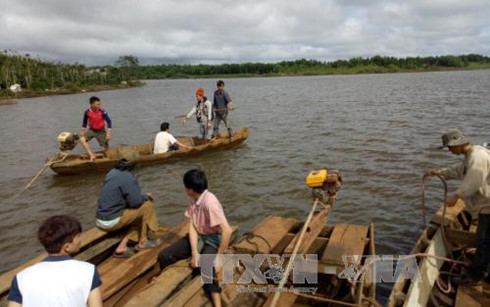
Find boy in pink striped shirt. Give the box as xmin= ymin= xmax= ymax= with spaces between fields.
xmin=158 ymin=169 xmax=232 ymax=307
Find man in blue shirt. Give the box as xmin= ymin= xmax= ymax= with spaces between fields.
xmin=95 ymin=150 xmax=160 ymax=257
xmin=212 ymin=80 xmax=234 ymax=138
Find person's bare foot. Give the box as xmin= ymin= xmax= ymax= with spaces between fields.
xmin=89 ymin=154 xmax=96 ymax=161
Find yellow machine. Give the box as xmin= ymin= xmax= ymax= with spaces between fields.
xmin=306 ymin=169 xmax=342 ymax=204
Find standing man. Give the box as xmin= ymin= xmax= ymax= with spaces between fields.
xmin=426 ymin=128 xmax=490 ymax=286
xmin=183 ymin=88 xmax=213 ymax=141
xmin=81 ymin=96 xmax=112 ymax=161
xmin=212 ymin=80 xmax=234 ymax=138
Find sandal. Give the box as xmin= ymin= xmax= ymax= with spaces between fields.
xmin=113 ymin=248 xmax=135 ymax=258
xmin=135 ymin=239 xmax=161 ymax=251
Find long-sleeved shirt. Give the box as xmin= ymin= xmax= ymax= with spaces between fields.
xmin=186 ymin=98 xmax=212 ymax=122
xmin=213 ymin=90 xmax=231 ymax=111
xmin=96 ymin=169 xmax=147 ymax=220
xmin=82 ymin=108 xmax=112 ymax=131
xmin=440 ymin=145 xmax=490 ymax=216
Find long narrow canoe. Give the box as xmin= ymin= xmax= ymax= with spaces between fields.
xmin=50 ymin=127 xmax=250 ymax=175
xmin=388 ymin=200 xmax=487 ymax=307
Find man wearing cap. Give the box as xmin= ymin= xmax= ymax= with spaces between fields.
xmin=426 ymin=128 xmax=490 ymax=285
xmin=183 ymin=88 xmax=213 ymax=141
xmin=95 ymin=150 xmax=160 ymax=257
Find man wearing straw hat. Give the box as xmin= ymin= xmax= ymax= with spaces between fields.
xmin=95 ymin=149 xmax=160 ymax=257
xmin=426 ymin=128 xmax=490 ymax=287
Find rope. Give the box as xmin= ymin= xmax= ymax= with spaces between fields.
xmin=241 ymin=232 xmax=273 ymax=254
xmin=421 ymin=174 xmax=453 ymax=259
xmin=8 ymin=152 xmax=67 ymax=201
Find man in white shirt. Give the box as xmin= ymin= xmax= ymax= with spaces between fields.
xmin=426 ymin=128 xmax=490 ymax=286
xmin=7 ymin=215 xmax=103 ymax=307
xmin=154 ymin=122 xmax=191 ymax=154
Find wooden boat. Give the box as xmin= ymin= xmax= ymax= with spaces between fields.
xmin=388 ymin=200 xmax=489 ymax=306
xmin=0 ymin=213 xmax=377 ymax=307
xmin=121 ymin=210 xmax=378 ymax=307
xmin=50 ymin=127 xmax=250 ymax=175
xmin=0 ymin=221 xmax=239 ymax=307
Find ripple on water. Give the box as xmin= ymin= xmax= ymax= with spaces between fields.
xmin=1 ymin=72 xmax=490 ymax=302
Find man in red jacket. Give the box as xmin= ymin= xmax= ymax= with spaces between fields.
xmin=80 ymin=96 xmax=112 ymax=161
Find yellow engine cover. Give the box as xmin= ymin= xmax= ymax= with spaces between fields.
xmin=306 ymin=169 xmax=327 ymax=188
xmin=57 ymin=132 xmax=72 ymax=142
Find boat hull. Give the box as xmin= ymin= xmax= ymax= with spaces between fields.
xmin=50 ymin=127 xmax=250 ymax=175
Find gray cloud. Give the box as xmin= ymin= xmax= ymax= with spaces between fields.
xmin=0 ymin=0 xmax=489 ymax=65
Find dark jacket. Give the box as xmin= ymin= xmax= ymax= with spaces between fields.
xmin=96 ymin=168 xmax=147 ymax=220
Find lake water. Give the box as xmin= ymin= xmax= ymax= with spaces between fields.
xmin=1 ymin=70 xmax=489 ymax=303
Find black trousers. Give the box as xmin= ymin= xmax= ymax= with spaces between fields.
xmin=469 ymin=213 xmax=490 ymax=282
xmin=157 ymin=236 xmax=221 ymax=294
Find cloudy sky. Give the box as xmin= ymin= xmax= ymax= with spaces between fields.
xmin=1 ymin=0 xmax=489 ymax=65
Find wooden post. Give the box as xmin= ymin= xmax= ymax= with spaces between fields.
xmin=269 ymin=198 xmax=319 ymax=307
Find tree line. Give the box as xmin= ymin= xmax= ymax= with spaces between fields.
xmin=0 ymin=52 xmax=134 ymax=96
xmin=128 ymin=54 xmax=490 ymax=78
xmin=1 ymin=52 xmax=489 ymax=96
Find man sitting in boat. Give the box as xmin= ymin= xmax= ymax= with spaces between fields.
xmin=182 ymin=88 xmax=213 ymax=141
xmin=95 ymin=150 xmax=160 ymax=257
xmin=426 ymin=128 xmax=490 ymax=286
xmin=154 ymin=122 xmax=191 ymax=154
xmin=80 ymin=96 xmax=112 ymax=161
xmin=157 ymin=169 xmax=232 ymax=307
xmin=7 ymin=215 xmax=103 ymax=307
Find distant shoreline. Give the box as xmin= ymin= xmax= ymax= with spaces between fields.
xmin=0 ymin=82 xmax=144 ymax=103
xmin=158 ymin=63 xmax=490 ymax=79
xmin=2 ymin=65 xmax=489 ymax=103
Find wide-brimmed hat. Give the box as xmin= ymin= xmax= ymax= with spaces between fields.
xmin=440 ymin=128 xmax=471 ymax=148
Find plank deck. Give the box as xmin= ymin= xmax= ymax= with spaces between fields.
xmin=101 ymin=221 xmax=189 ymax=300
xmin=233 ymin=216 xmax=298 ymax=254
xmin=455 ymin=285 xmax=490 ymax=307
xmin=432 ymin=199 xmax=465 ymax=226
xmin=283 ymin=208 xmax=328 ymax=255
xmin=0 ymin=227 xmax=109 ymax=296
xmin=321 ymin=224 xmax=368 ymax=266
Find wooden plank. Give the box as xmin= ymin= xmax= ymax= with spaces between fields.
xmin=234 ymin=216 xmax=298 ymax=254
xmin=444 ymin=228 xmax=476 ymax=247
xmin=262 ymin=292 xmax=298 ymax=307
xmin=403 ymin=228 xmax=447 ymax=307
xmin=283 ymin=208 xmax=328 ymax=254
xmin=101 ymin=221 xmax=189 ymax=300
xmin=123 ymin=227 xmax=238 ymax=306
xmin=75 ymin=237 xmax=122 ymax=262
xmin=124 ymin=260 xmax=193 ymax=307
xmin=433 ymin=199 xmax=465 ymax=226
xmin=321 ymin=224 xmax=368 ymax=266
xmin=182 ymin=289 xmax=208 ymax=307
xmin=0 ymin=227 xmax=109 ymax=296
xmin=161 ymin=277 xmax=203 ymax=307
xmin=455 ymin=285 xmax=487 ymax=307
